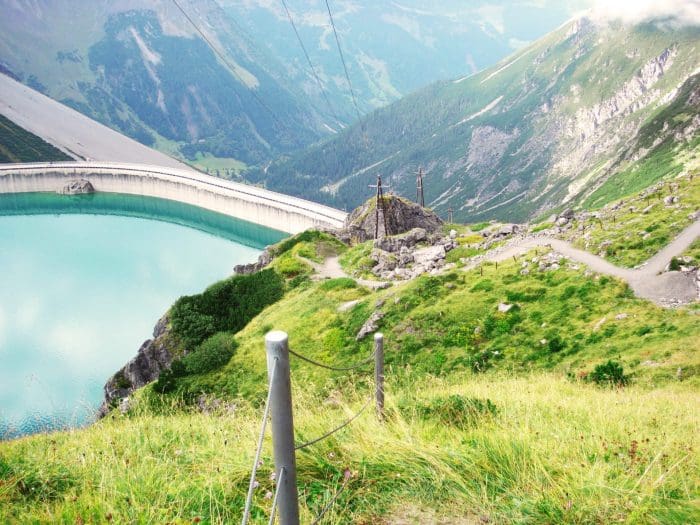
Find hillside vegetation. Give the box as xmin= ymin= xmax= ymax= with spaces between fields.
xmin=0 ymin=114 xmax=71 ymax=163
xmin=2 ymin=222 xmax=698 ymax=522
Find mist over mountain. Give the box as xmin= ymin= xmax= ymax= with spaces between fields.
xmin=0 ymin=0 xmax=586 ymax=170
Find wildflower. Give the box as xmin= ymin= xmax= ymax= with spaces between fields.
xmin=264 ymin=491 xmax=273 ymax=500
xmin=253 ymin=480 xmax=260 ymax=489
xmin=270 ymin=471 xmax=277 ymax=482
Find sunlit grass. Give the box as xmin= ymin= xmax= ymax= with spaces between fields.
xmin=1 ymin=373 xmax=697 ymax=523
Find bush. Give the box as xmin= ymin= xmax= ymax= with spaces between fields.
xmin=588 ymin=360 xmax=629 ymax=387
xmin=170 ymin=269 xmax=284 ymax=348
xmin=153 ymin=359 xmax=186 ymax=394
xmin=273 ymin=253 xmax=312 ymax=278
xmin=669 ymin=257 xmax=682 ymax=271
xmin=182 ymin=334 xmax=238 ymax=375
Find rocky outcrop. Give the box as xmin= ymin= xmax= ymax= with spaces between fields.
xmin=234 ymin=245 xmax=275 ymax=275
xmin=99 ymin=314 xmax=178 ymax=416
xmin=58 ymin=179 xmax=95 ymax=195
xmin=342 ymin=195 xmax=443 ymax=243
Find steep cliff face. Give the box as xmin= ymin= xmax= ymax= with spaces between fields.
xmin=100 ymin=314 xmax=180 ymax=414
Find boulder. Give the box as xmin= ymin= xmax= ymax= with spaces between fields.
xmin=344 ymin=195 xmax=443 ymax=242
xmin=374 ymin=227 xmax=427 ymax=253
xmin=356 ymin=310 xmax=385 ymax=340
xmin=559 ymin=208 xmax=575 ymax=220
xmin=58 ymin=179 xmax=94 ymax=195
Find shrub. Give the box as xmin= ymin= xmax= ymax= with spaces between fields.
xmin=669 ymin=257 xmax=682 ymax=271
xmin=547 ymin=335 xmax=567 ymax=353
xmin=170 ymin=269 xmax=284 ymax=348
xmin=414 ymin=395 xmax=498 ymax=428
xmin=182 ymin=334 xmax=238 ymax=375
xmin=273 ymin=253 xmax=311 ymax=278
xmin=153 ymin=359 xmax=186 ymax=394
xmin=588 ymin=360 xmax=629 ymax=387
xmin=288 ymin=274 xmax=311 ymax=290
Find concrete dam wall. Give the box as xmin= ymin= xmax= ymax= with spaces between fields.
xmin=0 ymin=162 xmax=348 ymax=234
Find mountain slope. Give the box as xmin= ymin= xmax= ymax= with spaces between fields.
xmin=0 ymin=0 xmax=585 ymax=172
xmin=0 ymin=0 xmax=327 ymax=167
xmin=253 ymin=19 xmax=700 ymax=222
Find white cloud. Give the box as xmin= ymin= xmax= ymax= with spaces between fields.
xmin=591 ymin=0 xmax=700 ymax=26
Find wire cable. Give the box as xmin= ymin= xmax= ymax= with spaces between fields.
xmin=242 ymin=358 xmax=278 ymax=525
xmin=267 ymin=466 xmax=285 ymax=525
xmin=280 ymin=0 xmax=341 ymax=126
xmin=295 ymin=398 xmax=371 ymax=450
xmin=170 ymin=0 xmax=286 ymax=130
xmin=288 ymin=348 xmax=375 ymax=372
xmin=323 ymin=0 xmax=362 ymax=122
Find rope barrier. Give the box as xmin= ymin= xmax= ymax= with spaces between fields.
xmin=267 ymin=467 xmax=285 ymax=525
xmin=295 ymin=398 xmax=371 ymax=451
xmin=242 ymin=357 xmax=279 ymax=525
xmin=288 ymin=348 xmax=375 ymax=372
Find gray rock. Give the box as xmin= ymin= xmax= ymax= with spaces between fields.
xmin=58 ymin=179 xmax=95 ymax=195
xmin=99 ymin=314 xmax=176 ymax=416
xmin=413 ymin=245 xmax=446 ymax=266
xmin=374 ymin=228 xmax=427 ymax=253
xmin=356 ymin=310 xmax=385 ymax=340
xmin=344 ymin=195 xmax=443 ymax=241
xmin=235 ymin=245 xmax=274 ymax=274
xmin=498 ymin=303 xmax=513 ymax=313
xmin=559 ymin=208 xmax=575 ymax=220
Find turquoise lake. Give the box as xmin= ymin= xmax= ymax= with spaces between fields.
xmin=0 ymin=192 xmax=285 ymax=439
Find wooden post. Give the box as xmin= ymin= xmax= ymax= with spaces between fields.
xmin=265 ymin=331 xmax=299 ymax=525
xmin=374 ymin=333 xmax=384 ymax=421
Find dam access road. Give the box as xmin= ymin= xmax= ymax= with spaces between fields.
xmin=0 ymin=162 xmax=348 ymax=234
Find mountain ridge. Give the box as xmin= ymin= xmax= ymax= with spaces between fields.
xmin=252 ymin=17 xmax=700 ymax=222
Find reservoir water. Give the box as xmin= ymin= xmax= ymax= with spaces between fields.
xmin=0 ymin=192 xmax=285 ymax=439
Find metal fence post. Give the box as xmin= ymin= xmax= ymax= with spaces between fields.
xmin=374 ymin=332 xmax=384 ymax=421
xmin=265 ymin=331 xmax=300 ymax=525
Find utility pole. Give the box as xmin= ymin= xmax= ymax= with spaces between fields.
xmin=368 ymin=175 xmax=390 ymax=239
xmin=416 ymin=167 xmax=425 ymax=208
xmin=448 ymin=207 xmax=453 ymax=223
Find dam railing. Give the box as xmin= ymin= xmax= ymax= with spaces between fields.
xmin=0 ymin=162 xmax=348 ymax=234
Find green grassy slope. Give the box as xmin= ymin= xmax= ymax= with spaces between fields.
xmin=2 ymin=236 xmax=699 ymax=523
xmin=553 ymin=170 xmax=700 ymax=268
xmin=0 ymin=114 xmax=72 ymax=163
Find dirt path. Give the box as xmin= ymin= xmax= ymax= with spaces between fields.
xmin=300 ymin=256 xmax=389 ymax=290
xmin=302 ymin=218 xmax=699 ymax=306
xmin=476 ymin=218 xmax=700 ymax=306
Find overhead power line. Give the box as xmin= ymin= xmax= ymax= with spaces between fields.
xmin=323 ymin=0 xmax=363 ymax=122
xmin=170 ymin=0 xmax=286 ymax=131
xmin=280 ymin=0 xmax=341 ymax=126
